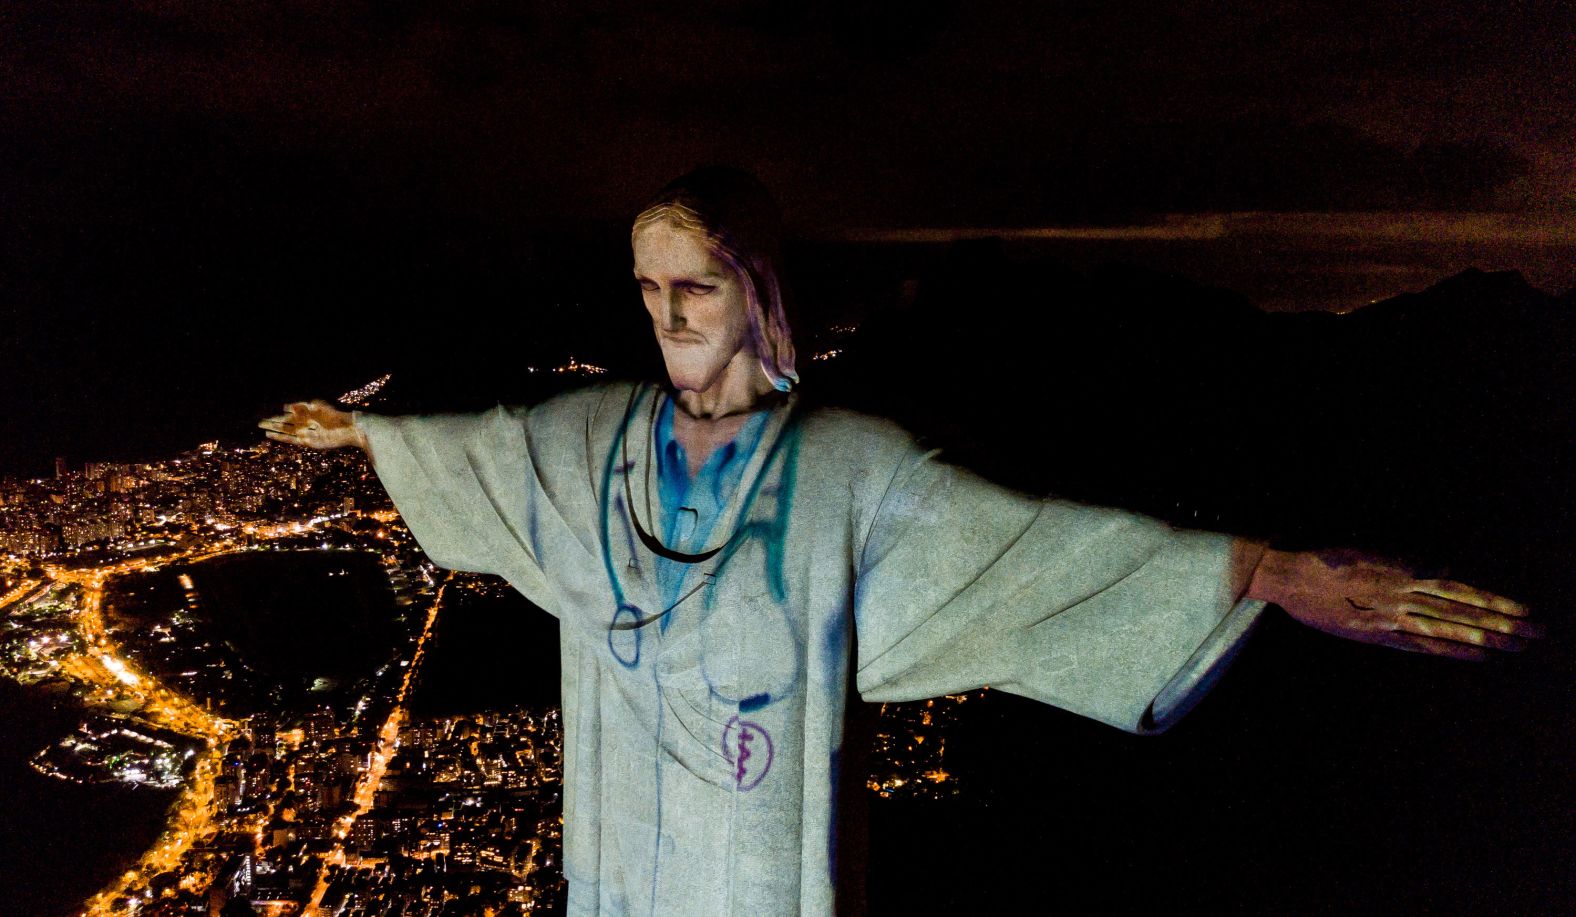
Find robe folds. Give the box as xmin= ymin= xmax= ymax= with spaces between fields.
xmin=355 ymin=381 xmax=1265 ymax=916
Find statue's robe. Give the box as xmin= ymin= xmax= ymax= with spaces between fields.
xmin=356 ymin=381 xmax=1265 ymax=916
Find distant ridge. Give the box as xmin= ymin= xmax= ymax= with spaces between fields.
xmin=821 ymin=252 xmax=1572 ymax=608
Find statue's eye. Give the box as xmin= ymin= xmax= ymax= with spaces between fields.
xmin=637 ymin=279 xmax=659 ymax=292
xmin=685 ymin=284 xmax=717 ymax=296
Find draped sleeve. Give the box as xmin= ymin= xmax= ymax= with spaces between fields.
xmin=353 ymin=404 xmax=570 ymax=617
xmin=852 ymin=439 xmax=1265 ymax=734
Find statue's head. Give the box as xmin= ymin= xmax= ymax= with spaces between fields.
xmin=631 ymin=166 xmax=797 ymax=398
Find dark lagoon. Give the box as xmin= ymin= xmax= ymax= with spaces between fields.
xmin=104 ymin=548 xmax=407 ymax=717
xmin=185 ymin=549 xmax=405 ymax=714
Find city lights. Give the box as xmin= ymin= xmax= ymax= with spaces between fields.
xmin=1 ymin=372 xmax=970 ymax=915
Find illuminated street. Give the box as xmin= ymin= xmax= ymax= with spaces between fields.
xmin=299 ymin=583 xmax=447 ymax=916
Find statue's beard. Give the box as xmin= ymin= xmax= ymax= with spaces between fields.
xmin=660 ymin=340 xmax=759 ymax=397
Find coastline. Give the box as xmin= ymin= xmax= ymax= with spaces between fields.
xmin=78 ymin=738 xmax=229 ymax=916
xmin=1 ymin=539 xmax=431 ymax=914
xmin=0 ymin=682 xmax=175 ymax=917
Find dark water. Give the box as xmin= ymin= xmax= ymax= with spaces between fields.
xmin=189 ymin=550 xmax=404 ymax=713
xmin=0 ymin=680 xmax=175 ymax=917
xmin=4 ymin=551 xmax=404 ymax=916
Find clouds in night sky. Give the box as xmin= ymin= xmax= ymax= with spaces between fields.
xmin=4 ymin=0 xmax=1571 ymax=228
xmin=1 ymin=1 xmax=1572 ymax=474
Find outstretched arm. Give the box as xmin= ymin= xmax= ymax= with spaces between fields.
xmin=1230 ymin=540 xmax=1541 ymax=661
xmin=850 ymin=426 xmax=1544 ymax=733
xmin=260 ymin=399 xmax=584 ymax=614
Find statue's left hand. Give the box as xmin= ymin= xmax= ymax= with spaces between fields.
xmin=257 ymin=400 xmax=367 ymax=451
xmin=1249 ymin=548 xmax=1543 ymax=660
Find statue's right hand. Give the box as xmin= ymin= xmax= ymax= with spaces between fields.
xmin=257 ymin=400 xmax=366 ymax=451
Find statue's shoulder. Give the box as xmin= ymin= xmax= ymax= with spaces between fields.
xmin=527 ymin=379 xmax=642 ymax=421
xmin=796 ymin=402 xmax=920 ymax=465
xmin=517 ymin=379 xmax=651 ymax=452
xmin=503 ymin=379 xmax=636 ymax=422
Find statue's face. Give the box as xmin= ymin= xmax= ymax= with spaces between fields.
xmin=632 ymin=221 xmax=755 ymax=396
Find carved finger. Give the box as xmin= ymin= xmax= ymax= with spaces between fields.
xmin=1385 ymin=631 xmax=1489 ymax=662
xmin=1397 ymin=613 xmax=1529 ymax=652
xmin=1411 ymin=579 xmax=1530 ymax=617
xmin=1401 ymin=595 xmax=1545 ymax=639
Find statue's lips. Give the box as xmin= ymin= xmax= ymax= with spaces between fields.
xmin=660 ymin=334 xmax=707 ymax=346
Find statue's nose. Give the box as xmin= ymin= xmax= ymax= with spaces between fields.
xmin=662 ymin=290 xmax=686 ymax=330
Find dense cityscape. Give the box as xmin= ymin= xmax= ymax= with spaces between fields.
xmin=0 ymin=372 xmax=973 ymax=916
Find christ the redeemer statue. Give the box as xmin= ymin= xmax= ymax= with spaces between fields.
xmin=260 ymin=167 xmax=1538 ymax=916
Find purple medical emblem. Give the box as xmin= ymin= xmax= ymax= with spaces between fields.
xmin=722 ymin=715 xmax=774 ymax=791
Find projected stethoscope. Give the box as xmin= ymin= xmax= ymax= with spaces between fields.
xmin=597 ymin=384 xmax=803 ymax=707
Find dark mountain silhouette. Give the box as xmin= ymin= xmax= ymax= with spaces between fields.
xmin=812 ymin=249 xmax=1573 ymax=915
xmin=819 ymin=254 xmax=1573 ymax=602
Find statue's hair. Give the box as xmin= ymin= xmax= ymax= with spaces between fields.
xmin=633 ymin=166 xmax=798 ymax=393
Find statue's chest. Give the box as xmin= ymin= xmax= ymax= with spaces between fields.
xmin=600 ymin=427 xmax=819 ymax=698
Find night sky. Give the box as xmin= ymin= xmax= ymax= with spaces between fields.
xmin=3 ymin=1 xmax=1573 ymax=476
